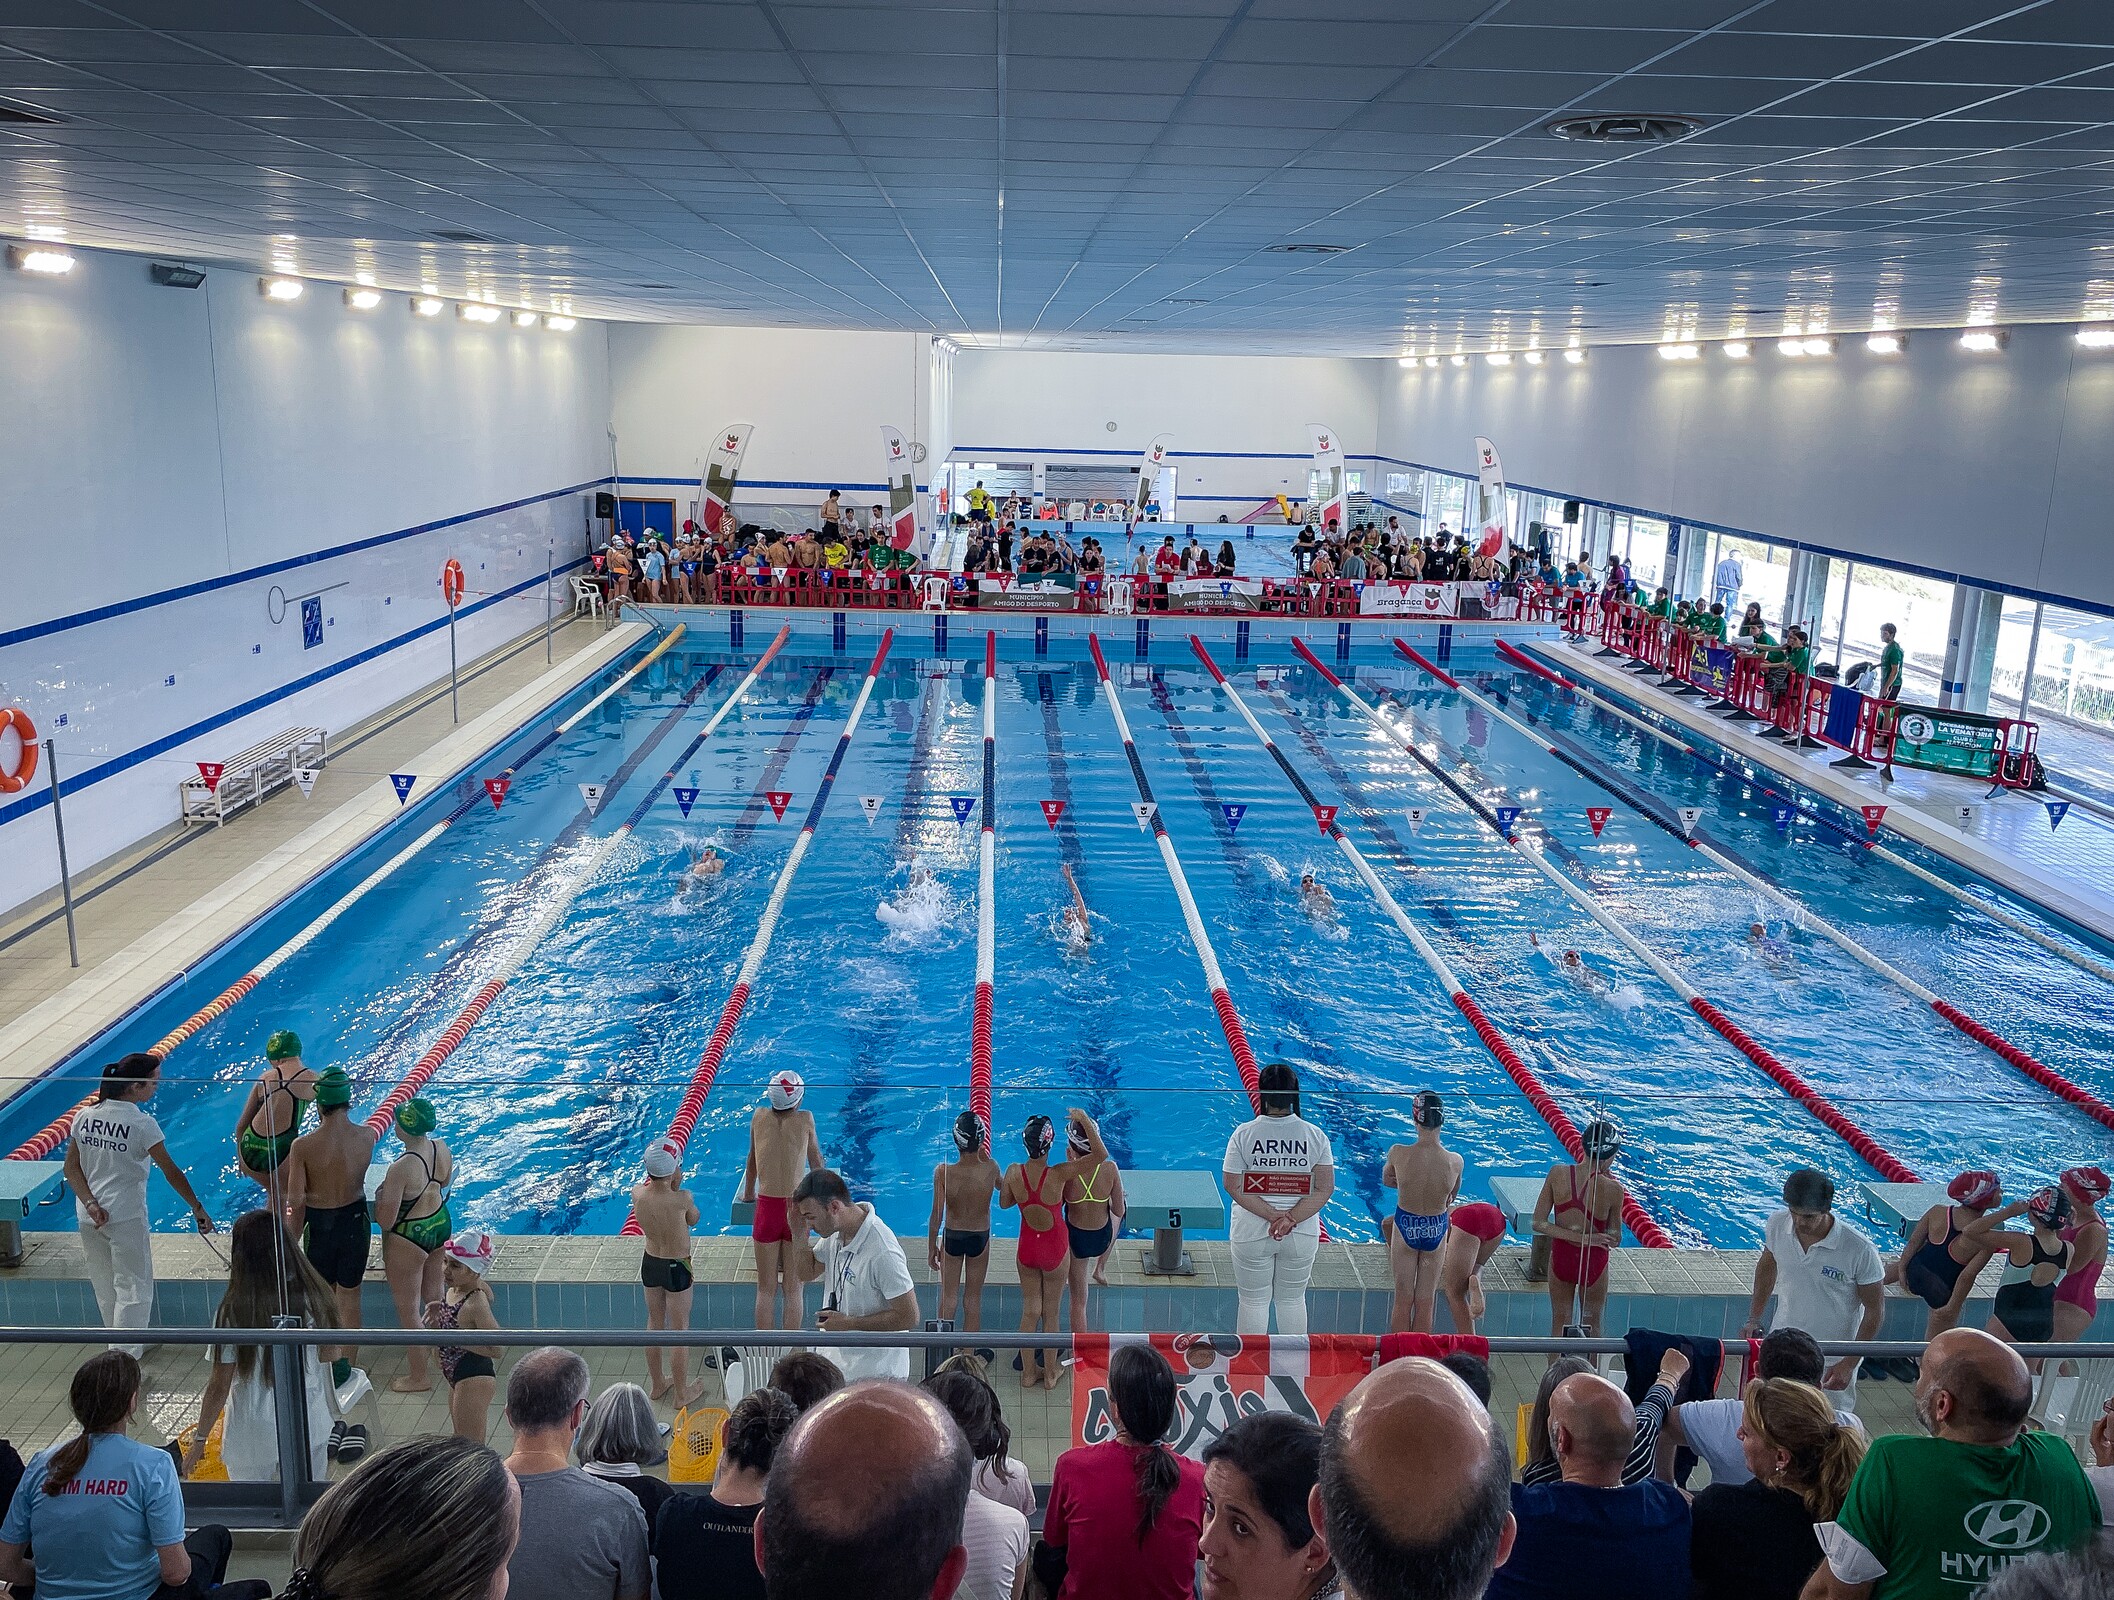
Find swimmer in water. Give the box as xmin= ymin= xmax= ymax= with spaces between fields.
xmin=681 ymin=844 xmax=723 ymax=886
xmin=1529 ymin=931 xmax=1610 ymax=996
xmin=1748 ymin=920 xmax=1796 ymax=973
xmin=1060 ymin=863 xmax=1090 ymax=946
xmin=1299 ymin=871 xmax=1337 ymax=920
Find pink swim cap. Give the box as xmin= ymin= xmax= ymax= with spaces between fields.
xmin=1947 ymin=1171 xmax=2000 ymax=1209
xmin=2061 ymin=1166 xmax=2110 ymax=1204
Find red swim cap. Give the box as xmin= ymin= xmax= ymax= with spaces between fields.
xmin=2061 ymin=1166 xmax=2110 ymax=1204
xmin=1947 ymin=1170 xmax=2001 ymax=1208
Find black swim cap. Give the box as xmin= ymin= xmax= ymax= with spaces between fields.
xmin=1581 ymin=1119 xmax=1622 ymax=1159
xmin=1024 ymin=1115 xmax=1055 ymax=1158
xmin=954 ymin=1111 xmax=987 ymax=1153
xmin=1413 ymin=1090 xmax=1444 ymax=1130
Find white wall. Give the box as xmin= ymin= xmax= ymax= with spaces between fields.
xmin=1376 ymin=329 xmax=2114 ymax=613
xmin=951 ymin=349 xmax=1382 ymax=513
xmin=607 ymin=324 xmax=935 ymax=513
xmin=0 ymin=250 xmax=610 ymax=914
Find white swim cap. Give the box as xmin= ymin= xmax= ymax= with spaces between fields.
xmin=768 ymin=1071 xmax=805 ymax=1111
xmin=644 ymin=1141 xmax=680 ymax=1179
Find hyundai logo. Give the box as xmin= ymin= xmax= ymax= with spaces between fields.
xmin=1964 ymin=1500 xmax=2052 ymax=1551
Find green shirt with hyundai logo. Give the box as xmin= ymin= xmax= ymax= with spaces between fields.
xmin=1830 ymin=1431 xmax=2101 ymax=1598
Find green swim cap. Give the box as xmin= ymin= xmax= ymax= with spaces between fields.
xmin=265 ymin=1030 xmax=303 ymax=1062
xmin=394 ymin=1098 xmax=437 ymax=1137
xmin=313 ymin=1068 xmax=351 ymax=1110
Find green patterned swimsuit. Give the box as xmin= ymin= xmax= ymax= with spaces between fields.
xmin=391 ymin=1141 xmax=452 ymax=1252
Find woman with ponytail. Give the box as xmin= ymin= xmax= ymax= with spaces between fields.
xmin=1040 ymin=1342 xmax=1204 ymax=1599
xmin=1689 ymin=1377 xmax=1868 ymax=1600
xmin=924 ymin=1364 xmax=1029 ymax=1600
xmin=0 ymin=1351 xmax=263 ymax=1598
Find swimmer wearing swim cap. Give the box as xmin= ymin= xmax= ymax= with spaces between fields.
xmin=2056 ymin=1167 xmax=2109 ymax=1344
xmin=1299 ymin=871 xmax=1337 ymax=920
xmin=1383 ymin=1088 xmax=1463 ymax=1334
xmin=930 ymin=1109 xmax=1001 ymax=1331
xmin=235 ymin=1028 xmax=318 ymax=1184
xmin=282 ymin=1065 xmax=379 ymax=1421
xmin=633 ymin=1142 xmax=703 ymax=1404
xmin=682 ymin=844 xmax=723 ymax=885
xmin=376 ymin=1097 xmax=453 ymax=1395
xmin=1532 ymin=1118 xmax=1628 ymax=1341
xmin=742 ymin=1072 xmax=822 ymax=1330
xmin=1891 ymin=1171 xmax=2004 ymax=1339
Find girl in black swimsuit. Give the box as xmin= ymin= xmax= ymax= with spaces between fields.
xmin=1894 ymin=1170 xmax=2001 ymax=1336
xmin=1973 ymin=1187 xmax=2074 ymax=1355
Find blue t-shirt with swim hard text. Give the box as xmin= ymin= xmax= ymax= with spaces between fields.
xmin=1 ymin=1432 xmax=186 ymax=1600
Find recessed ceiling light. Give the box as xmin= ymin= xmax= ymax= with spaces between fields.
xmin=150 ymin=261 xmax=205 ymax=289
xmin=10 ymin=245 xmax=75 ymax=274
xmin=458 ymin=301 xmax=502 ymax=323
xmin=1547 ymin=113 xmax=1705 ymax=144
xmin=260 ymin=275 xmax=303 ymax=301
xmin=1486 ymin=351 xmax=1513 ymax=366
xmin=1865 ymin=332 xmax=1904 ymax=354
xmin=513 ymin=310 xmax=539 ymax=328
xmin=1657 ymin=342 xmax=1700 ymax=360
xmin=1563 ymin=347 xmax=1586 ymax=365
xmin=1398 ymin=356 xmax=1417 ymax=368
xmin=1422 ymin=355 xmax=1439 ymax=368
xmin=546 ymin=315 xmax=577 ymax=332
xmin=344 ymin=286 xmax=381 ymax=310
xmin=411 ymin=295 xmax=445 ymax=318
xmin=1449 ymin=353 xmax=1468 ymax=367
xmin=1722 ymin=340 xmax=1751 ymax=359
xmin=2076 ymin=326 xmax=2114 ymax=349
xmin=1959 ymin=328 xmax=2006 ymax=352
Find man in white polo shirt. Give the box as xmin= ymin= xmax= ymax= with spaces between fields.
xmin=1742 ymin=1168 xmax=1884 ymax=1406
xmin=789 ymin=1168 xmax=919 ymax=1381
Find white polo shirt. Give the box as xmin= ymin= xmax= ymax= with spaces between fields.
xmin=813 ymin=1204 xmax=916 ymax=1382
xmin=1764 ymin=1209 xmax=1883 ymax=1347
xmin=71 ymin=1104 xmax=164 ymax=1227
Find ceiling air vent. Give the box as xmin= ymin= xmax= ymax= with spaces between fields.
xmin=0 ymin=98 xmax=61 ymax=125
xmin=429 ymin=230 xmax=488 ymax=243
xmin=1547 ymin=114 xmax=1704 ymax=143
xmin=1269 ymin=243 xmax=1349 ymax=254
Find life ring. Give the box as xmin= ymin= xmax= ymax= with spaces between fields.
xmin=0 ymin=707 xmax=38 ymax=794
xmin=441 ymin=559 xmax=465 ymax=608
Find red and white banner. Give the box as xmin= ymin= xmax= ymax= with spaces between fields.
xmin=1473 ymin=435 xmax=1509 ymax=558
xmin=700 ymin=422 xmax=753 ymax=536
xmin=1135 ymin=432 xmax=1173 ymax=516
xmin=1308 ymin=424 xmax=1346 ymax=536
xmin=880 ymin=425 xmax=920 ymax=553
xmin=1070 ymin=1334 xmax=1375 ymax=1459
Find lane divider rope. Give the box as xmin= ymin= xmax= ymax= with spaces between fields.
xmin=1293 ymin=637 xmax=1918 ymax=1183
xmin=5 ymin=625 xmax=691 ymax=1163
xmin=1498 ymin=637 xmax=2114 ymax=989
xmin=1189 ymin=636 xmax=1674 ymax=1248
xmin=1087 ymin=634 xmax=1262 ymax=1112
xmin=622 ymin=628 xmax=894 ymax=1235
xmin=1446 ymin=643 xmax=2114 ymax=1135
xmin=360 ymin=627 xmax=789 ymax=1141
xmin=972 ymin=632 xmax=997 ymax=1147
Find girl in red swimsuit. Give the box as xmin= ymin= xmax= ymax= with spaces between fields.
xmin=1532 ymin=1120 xmax=1627 ymax=1342
xmin=2056 ymin=1165 xmax=2110 ymax=1347
xmin=1002 ymin=1109 xmax=1107 ymax=1390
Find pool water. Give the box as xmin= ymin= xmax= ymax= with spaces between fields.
xmin=17 ymin=632 xmax=2114 ymax=1248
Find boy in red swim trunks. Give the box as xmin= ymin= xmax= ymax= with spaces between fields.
xmin=739 ymin=1071 xmax=822 ymax=1329
xmin=1442 ymin=1201 xmax=1509 ymax=1336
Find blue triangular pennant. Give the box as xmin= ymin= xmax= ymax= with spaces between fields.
xmin=2047 ymin=800 xmax=2070 ymax=830
xmin=389 ymin=773 xmax=415 ymax=804
xmin=673 ymin=787 xmax=699 ymax=817
xmin=1771 ymin=803 xmax=1794 ymax=831
xmin=1221 ymin=802 xmax=1247 ymax=831
xmin=1495 ymin=805 xmax=1522 ymax=832
xmin=950 ymin=795 xmax=977 ymax=823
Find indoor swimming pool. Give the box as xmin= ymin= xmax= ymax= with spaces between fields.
xmin=9 ymin=623 xmax=2111 ymax=1249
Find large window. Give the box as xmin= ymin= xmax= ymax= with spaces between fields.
xmin=1838 ymin=565 xmax=1953 ymax=702
xmin=2031 ymin=603 xmax=2114 ymax=731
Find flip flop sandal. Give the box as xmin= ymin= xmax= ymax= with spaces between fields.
xmin=326 ymin=1420 xmax=347 ymax=1462
xmin=337 ymin=1424 xmax=369 ymax=1462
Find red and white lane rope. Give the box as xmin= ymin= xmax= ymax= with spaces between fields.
xmin=622 ymin=628 xmax=895 ymax=1234
xmin=1087 ymin=633 xmax=1262 ymax=1112
xmin=1189 ymin=637 xmax=1674 ymax=1248
xmin=1495 ymin=637 xmax=2114 ymax=991
xmin=1415 ymin=641 xmax=2114 ymax=1137
xmin=1293 ymin=638 xmax=1919 ymax=1183
xmin=4 ymin=625 xmax=693 ymax=1164
xmin=361 ymin=626 xmax=792 ymax=1139
xmin=971 ymin=632 xmax=998 ymax=1147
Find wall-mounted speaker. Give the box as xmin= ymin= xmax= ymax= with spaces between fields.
xmin=594 ymin=491 xmax=617 ymax=518
xmin=1563 ymin=499 xmax=1581 ymax=524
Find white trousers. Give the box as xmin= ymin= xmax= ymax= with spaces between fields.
xmin=1231 ymin=1227 xmax=1319 ymax=1336
xmin=80 ymin=1215 xmax=154 ymax=1357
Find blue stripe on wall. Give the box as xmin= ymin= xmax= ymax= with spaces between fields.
xmin=1 ymin=479 xmax=607 ymax=652
xmin=0 ymin=557 xmax=588 ymax=832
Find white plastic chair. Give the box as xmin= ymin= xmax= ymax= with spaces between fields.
xmin=570 ymin=577 xmax=603 ymax=620
xmin=2034 ymin=1357 xmax=2114 ymax=1448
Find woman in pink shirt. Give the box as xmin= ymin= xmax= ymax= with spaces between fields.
xmin=1038 ymin=1343 xmax=1204 ymax=1600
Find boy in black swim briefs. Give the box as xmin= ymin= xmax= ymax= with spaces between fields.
xmin=633 ymin=1142 xmax=703 ymax=1405
xmin=928 ymin=1111 xmax=1001 ymax=1334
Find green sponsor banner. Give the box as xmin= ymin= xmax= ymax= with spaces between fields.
xmin=1889 ymin=704 xmax=2004 ymax=778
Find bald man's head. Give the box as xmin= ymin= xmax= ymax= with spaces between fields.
xmin=758 ymin=1381 xmax=971 ymax=1600
xmin=1548 ymin=1375 xmax=1636 ymax=1479
xmin=1917 ymin=1327 xmax=2032 ymax=1444
xmin=1317 ymin=1357 xmax=1515 ymax=1600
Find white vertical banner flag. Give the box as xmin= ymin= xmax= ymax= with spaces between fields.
xmin=1473 ymin=436 xmax=1509 ymax=558
xmin=1135 ymin=433 xmax=1174 ymax=517
xmin=1308 ymin=424 xmax=1346 ymax=535
xmin=880 ymin=425 xmax=921 ymax=554
xmin=700 ymin=422 xmax=753 ymax=536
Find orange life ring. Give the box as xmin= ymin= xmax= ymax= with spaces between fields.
xmin=0 ymin=707 xmax=38 ymax=794
xmin=441 ymin=559 xmax=465 ymax=608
